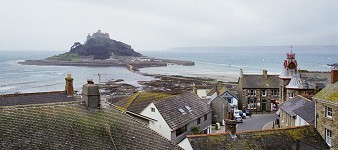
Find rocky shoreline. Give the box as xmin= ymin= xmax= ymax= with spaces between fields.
xmin=19 ymin=58 xmax=195 ymax=71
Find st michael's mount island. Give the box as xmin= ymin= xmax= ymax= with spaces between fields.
xmin=19 ymin=29 xmax=195 ymax=72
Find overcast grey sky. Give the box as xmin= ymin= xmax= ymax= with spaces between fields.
xmin=0 ymin=0 xmax=337 ymax=51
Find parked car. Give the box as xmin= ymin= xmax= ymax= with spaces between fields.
xmin=245 ymin=110 xmax=252 ymax=118
xmin=235 ymin=116 xmax=243 ymax=123
xmin=239 ymin=110 xmax=246 ymax=119
xmin=234 ymin=109 xmax=246 ymax=119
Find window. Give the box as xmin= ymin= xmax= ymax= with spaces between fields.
xmin=151 ymin=107 xmax=155 ymax=112
xmin=176 ymin=125 xmax=187 ymax=137
xmin=262 ymin=90 xmax=266 ymax=97
xmin=288 ymin=92 xmax=294 ymax=98
xmin=248 ymin=90 xmax=255 ymax=96
xmin=325 ymin=106 xmax=333 ymax=118
xmin=248 ymin=99 xmax=256 ymax=109
xmin=185 ymin=105 xmax=192 ymax=112
xmin=272 ymin=90 xmax=279 ymax=96
xmin=197 ymin=117 xmax=201 ymax=125
xmin=178 ymin=108 xmax=186 ymax=114
xmin=204 ymin=114 xmax=207 ymax=121
xmin=325 ymin=128 xmax=332 ymax=146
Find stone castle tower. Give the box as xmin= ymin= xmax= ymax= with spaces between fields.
xmin=86 ymin=29 xmax=110 ymax=42
xmin=279 ymin=45 xmax=298 ymax=102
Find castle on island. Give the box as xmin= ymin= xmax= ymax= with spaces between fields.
xmin=86 ymin=29 xmax=110 ymax=41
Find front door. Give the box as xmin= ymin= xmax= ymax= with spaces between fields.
xmin=262 ymin=102 xmax=266 ymax=111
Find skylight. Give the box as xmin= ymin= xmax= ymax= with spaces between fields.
xmin=178 ymin=108 xmax=186 ymax=114
xmin=185 ymin=105 xmax=192 ymax=111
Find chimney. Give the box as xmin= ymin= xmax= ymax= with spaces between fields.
xmin=240 ymin=69 xmax=243 ymax=79
xmin=216 ymin=80 xmax=222 ymax=96
xmin=82 ymin=79 xmax=100 ymax=110
xmin=225 ymin=120 xmax=236 ymax=136
xmin=331 ymin=69 xmax=338 ymax=84
xmin=263 ymin=69 xmax=268 ymax=79
xmin=225 ymin=112 xmax=236 ymax=137
xmin=65 ymin=74 xmax=74 ymax=97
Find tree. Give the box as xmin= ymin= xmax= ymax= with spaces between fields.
xmin=190 ymin=125 xmax=200 ymax=135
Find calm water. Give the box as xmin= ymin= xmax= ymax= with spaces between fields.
xmin=0 ymin=45 xmax=337 ymax=94
xmin=0 ymin=51 xmax=153 ymax=94
xmin=141 ymin=45 xmax=337 ymax=77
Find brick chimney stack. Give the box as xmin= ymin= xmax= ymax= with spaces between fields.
xmin=331 ymin=69 xmax=338 ymax=84
xmin=82 ymin=79 xmax=100 ymax=110
xmin=263 ymin=69 xmax=268 ymax=79
xmin=65 ymin=74 xmax=74 ymax=97
xmin=225 ymin=112 xmax=236 ymax=136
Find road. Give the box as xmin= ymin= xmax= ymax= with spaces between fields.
xmin=237 ymin=113 xmax=279 ymax=132
xmin=211 ymin=113 xmax=279 ymax=134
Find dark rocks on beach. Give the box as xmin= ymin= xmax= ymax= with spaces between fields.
xmin=138 ymin=75 xmax=215 ymax=95
xmin=327 ymin=63 xmax=338 ymax=69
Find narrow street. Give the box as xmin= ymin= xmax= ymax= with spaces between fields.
xmin=237 ymin=113 xmax=279 ymax=132
xmin=211 ymin=113 xmax=279 ymax=134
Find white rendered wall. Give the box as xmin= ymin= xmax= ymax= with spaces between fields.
xmin=140 ymin=103 xmax=172 ymax=140
xmin=178 ymin=138 xmax=193 ymax=150
xmin=295 ymin=115 xmax=310 ymax=126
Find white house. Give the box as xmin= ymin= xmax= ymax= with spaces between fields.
xmin=114 ymin=92 xmax=212 ymax=144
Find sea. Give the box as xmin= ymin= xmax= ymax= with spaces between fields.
xmin=0 ymin=45 xmax=337 ymax=94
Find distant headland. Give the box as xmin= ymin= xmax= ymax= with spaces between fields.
xmin=19 ymin=30 xmax=194 ymax=71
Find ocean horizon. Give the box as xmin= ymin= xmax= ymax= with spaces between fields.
xmin=0 ymin=45 xmax=337 ymax=94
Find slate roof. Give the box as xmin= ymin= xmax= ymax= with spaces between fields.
xmin=294 ymin=101 xmax=315 ymax=124
xmin=0 ymin=91 xmax=76 ymax=106
xmin=187 ymin=125 xmax=329 ymax=150
xmin=286 ymin=71 xmax=331 ymax=89
xmin=114 ymin=92 xmax=174 ymax=113
xmin=154 ymin=92 xmax=211 ymax=130
xmin=0 ymin=102 xmax=181 ymax=149
xmin=279 ymin=95 xmax=311 ymax=117
xmin=313 ymin=81 xmax=338 ymax=103
xmin=240 ymin=74 xmax=279 ymax=89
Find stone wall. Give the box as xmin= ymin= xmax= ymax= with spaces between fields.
xmin=240 ymin=88 xmax=279 ymax=112
xmin=316 ymin=100 xmax=338 ymax=148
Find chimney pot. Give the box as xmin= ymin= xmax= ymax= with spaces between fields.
xmin=87 ymin=79 xmax=94 ymax=84
xmin=331 ymin=70 xmax=338 ymax=84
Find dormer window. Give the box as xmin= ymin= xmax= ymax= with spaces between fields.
xmin=185 ymin=105 xmax=192 ymax=112
xmin=178 ymin=108 xmax=186 ymax=114
xmin=151 ymin=107 xmax=155 ymax=112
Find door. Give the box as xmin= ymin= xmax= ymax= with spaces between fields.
xmin=262 ymin=102 xmax=266 ymax=111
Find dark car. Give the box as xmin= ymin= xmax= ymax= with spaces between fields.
xmin=239 ymin=110 xmax=246 ymax=119
xmin=245 ymin=110 xmax=252 ymax=118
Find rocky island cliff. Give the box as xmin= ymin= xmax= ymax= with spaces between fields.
xmin=20 ymin=30 xmax=194 ymax=70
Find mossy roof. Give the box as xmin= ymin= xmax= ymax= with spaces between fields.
xmin=0 ymin=102 xmax=181 ymax=149
xmin=114 ymin=92 xmax=174 ymax=113
xmin=187 ymin=125 xmax=329 ymax=150
xmin=313 ymin=81 xmax=338 ymax=103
